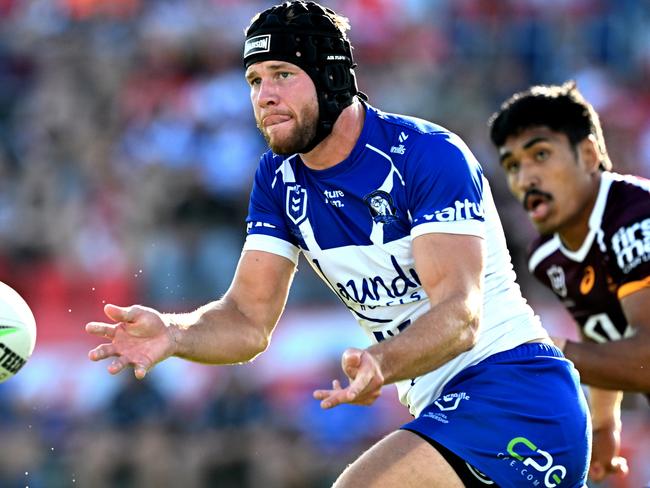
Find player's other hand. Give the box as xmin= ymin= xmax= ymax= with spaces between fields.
xmin=313 ymin=348 xmax=384 ymax=409
xmin=589 ymin=425 xmax=629 ymax=482
xmin=86 ymin=304 xmax=176 ymax=379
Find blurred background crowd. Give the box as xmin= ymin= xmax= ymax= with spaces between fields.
xmin=0 ymin=0 xmax=649 ymax=486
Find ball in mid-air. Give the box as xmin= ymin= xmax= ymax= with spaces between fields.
xmin=0 ymin=281 xmax=36 ymax=383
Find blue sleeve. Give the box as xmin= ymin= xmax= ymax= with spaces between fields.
xmin=406 ymin=132 xmax=485 ymax=237
xmin=245 ymin=155 xmax=298 ymax=246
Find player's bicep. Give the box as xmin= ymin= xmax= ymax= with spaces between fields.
xmin=412 ymin=233 xmax=484 ymax=311
xmin=225 ymin=249 xmax=296 ymax=335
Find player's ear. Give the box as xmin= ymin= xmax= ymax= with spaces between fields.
xmin=579 ymin=134 xmax=601 ymax=173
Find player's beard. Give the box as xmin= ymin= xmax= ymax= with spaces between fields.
xmin=258 ymin=103 xmax=318 ymax=155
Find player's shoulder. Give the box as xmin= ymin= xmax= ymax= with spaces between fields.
xmin=598 ymin=172 xmax=650 ymax=272
xmin=600 ymin=172 xmax=650 ymax=227
xmin=527 ymin=234 xmax=560 ymax=274
xmin=370 ymin=105 xmax=468 ymax=149
xmin=526 ymin=172 xmax=650 ymax=274
xmin=255 ymin=150 xmax=299 ymax=184
xmin=583 ymin=171 xmax=650 ymax=244
xmin=368 ymin=105 xmax=480 ymax=171
xmin=370 ymin=104 xmax=449 ymax=137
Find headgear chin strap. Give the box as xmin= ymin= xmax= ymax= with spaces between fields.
xmin=244 ymin=1 xmax=367 ymax=153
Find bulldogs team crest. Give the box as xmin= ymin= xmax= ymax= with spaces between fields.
xmin=286 ymin=184 xmax=308 ymax=225
xmin=364 ymin=190 xmax=397 ymax=224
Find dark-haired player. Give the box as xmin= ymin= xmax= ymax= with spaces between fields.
xmin=490 ymin=81 xmax=650 ymax=483
xmin=87 ymin=3 xmax=590 ymax=486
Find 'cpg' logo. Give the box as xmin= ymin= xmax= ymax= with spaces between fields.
xmin=507 ymin=437 xmax=567 ymax=487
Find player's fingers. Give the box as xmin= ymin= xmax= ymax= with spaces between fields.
xmin=134 ymin=364 xmax=148 ymax=380
xmin=313 ymin=388 xmax=333 ymax=401
xmin=332 ymin=379 xmax=342 ymax=389
xmin=88 ymin=343 xmax=118 ymax=361
xmin=611 ymin=456 xmax=629 ymax=476
xmin=104 ymin=304 xmax=143 ymax=323
xmin=313 ymin=388 xmax=345 ymax=409
xmin=345 ymin=366 xmax=375 ymax=400
xmin=313 ymin=386 xmax=351 ymax=408
xmin=85 ymin=322 xmax=117 ymax=338
xmin=354 ymin=390 xmax=381 ymax=406
xmin=319 ymin=389 xmax=348 ymax=409
xmin=107 ymin=356 xmax=130 ymax=375
xmin=341 ymin=349 xmax=362 ymax=375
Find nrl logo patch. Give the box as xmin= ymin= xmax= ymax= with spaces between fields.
xmin=546 ymin=264 xmax=567 ymax=297
xmin=286 ymin=184 xmax=308 ymax=225
xmin=364 ymin=190 xmax=397 ymax=224
xmin=244 ymin=35 xmax=271 ymax=58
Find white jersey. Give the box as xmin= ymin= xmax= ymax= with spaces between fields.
xmin=244 ymin=104 xmax=547 ymax=416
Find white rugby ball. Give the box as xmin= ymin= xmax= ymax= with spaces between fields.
xmin=0 ymin=281 xmax=36 ymax=383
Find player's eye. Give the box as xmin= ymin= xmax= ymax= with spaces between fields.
xmin=278 ymin=71 xmax=292 ymax=80
xmin=248 ymin=77 xmax=261 ymax=86
xmin=503 ymin=160 xmax=520 ymax=174
xmin=534 ymin=149 xmax=550 ymax=161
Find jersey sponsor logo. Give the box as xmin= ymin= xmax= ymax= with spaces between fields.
xmin=421 ymin=199 xmax=484 ymax=223
xmin=579 ymin=266 xmax=595 ymax=295
xmin=286 ymin=184 xmax=308 ymax=225
xmin=546 ymin=265 xmax=567 ymax=298
xmin=364 ymin=190 xmax=398 ymax=224
xmin=497 ymin=436 xmax=567 ymax=488
xmin=434 ymin=392 xmax=470 ymax=411
xmin=323 ymin=189 xmax=345 ymax=208
xmin=313 ymin=255 xmax=421 ymax=307
xmin=390 ymin=132 xmax=409 ymax=154
xmin=611 ymin=218 xmax=650 ymax=273
xmin=243 ymin=35 xmax=270 ymax=58
xmin=421 ymin=392 xmax=470 ymax=425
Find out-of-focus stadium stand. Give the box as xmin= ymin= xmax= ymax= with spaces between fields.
xmin=0 ymin=0 xmax=648 ymax=486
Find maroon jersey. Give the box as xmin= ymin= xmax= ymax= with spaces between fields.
xmin=528 ymin=172 xmax=650 ymax=346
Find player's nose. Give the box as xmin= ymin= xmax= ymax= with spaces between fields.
xmin=256 ymin=79 xmax=279 ymax=108
xmin=515 ymin=163 xmax=541 ymax=193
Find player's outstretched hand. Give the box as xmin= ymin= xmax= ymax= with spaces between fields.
xmin=313 ymin=348 xmax=384 ymax=409
xmin=86 ymin=304 xmax=176 ymax=379
xmin=589 ymin=425 xmax=629 ymax=482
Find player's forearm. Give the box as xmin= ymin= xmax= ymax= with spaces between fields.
xmin=165 ymin=298 xmax=272 ymax=365
xmin=367 ymin=293 xmax=480 ymax=384
xmin=564 ymin=335 xmax=650 ymax=391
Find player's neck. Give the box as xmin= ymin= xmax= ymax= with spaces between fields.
xmin=300 ymin=100 xmax=365 ymax=170
xmin=558 ymin=173 xmax=602 ymax=251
